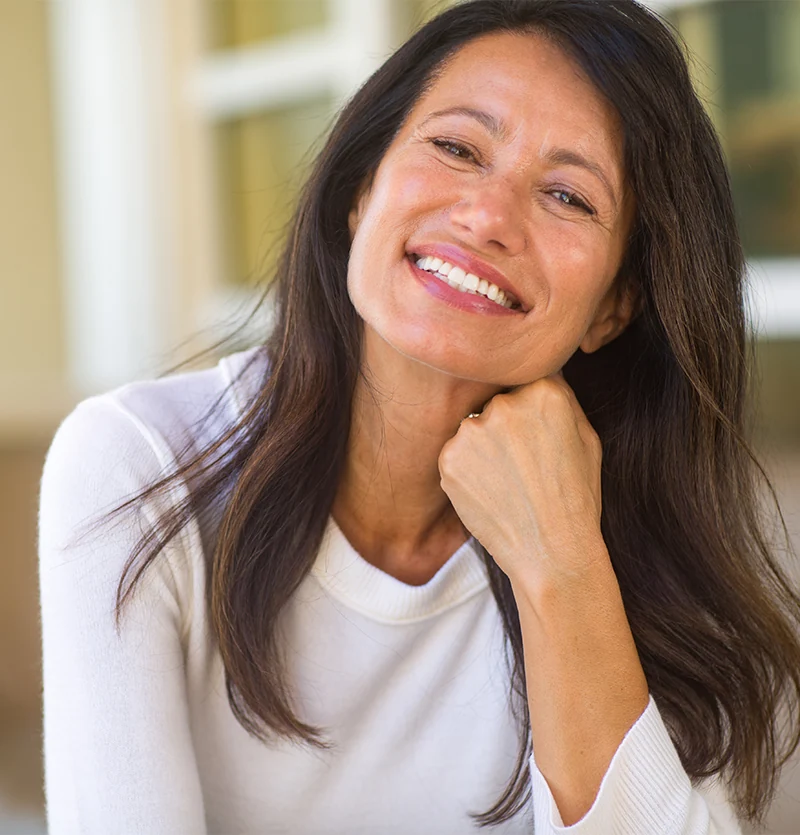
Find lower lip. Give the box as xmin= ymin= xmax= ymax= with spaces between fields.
xmin=406 ymin=257 xmax=521 ymax=316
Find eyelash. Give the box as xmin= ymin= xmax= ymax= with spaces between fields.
xmin=429 ymin=137 xmax=596 ymax=216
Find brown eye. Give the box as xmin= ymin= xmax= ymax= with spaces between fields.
xmin=550 ymin=189 xmax=595 ymax=215
xmin=431 ymin=138 xmax=477 ymax=162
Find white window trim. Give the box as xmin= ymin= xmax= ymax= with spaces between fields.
xmin=49 ymin=0 xmax=179 ymax=395
xmin=192 ymin=30 xmax=341 ymax=119
xmin=49 ymin=0 xmax=397 ymax=393
xmin=748 ymin=260 xmax=800 ymax=338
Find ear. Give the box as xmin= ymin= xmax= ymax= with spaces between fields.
xmin=348 ymin=176 xmax=374 ymax=241
xmin=579 ymin=280 xmax=640 ymax=354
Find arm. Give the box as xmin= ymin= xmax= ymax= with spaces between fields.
xmin=529 ymin=698 xmax=743 ymax=834
xmin=39 ymin=396 xmax=208 ymax=834
xmin=516 ymin=562 xmax=743 ymax=834
xmin=438 ymin=377 xmax=743 ymax=834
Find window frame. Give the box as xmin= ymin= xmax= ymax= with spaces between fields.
xmin=49 ymin=0 xmax=800 ymax=393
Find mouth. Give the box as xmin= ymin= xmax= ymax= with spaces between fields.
xmin=409 ymin=253 xmax=526 ymax=313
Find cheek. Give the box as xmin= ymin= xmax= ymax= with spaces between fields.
xmin=539 ymin=224 xmax=593 ymax=273
xmin=537 ymin=225 xmax=614 ymax=310
xmin=347 ymin=160 xmax=452 ymax=307
xmin=363 ymin=160 xmax=449 ymax=232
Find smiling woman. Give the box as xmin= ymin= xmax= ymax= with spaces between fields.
xmin=38 ymin=1 xmax=800 ymax=834
xmin=346 ymin=31 xmax=634 ymax=392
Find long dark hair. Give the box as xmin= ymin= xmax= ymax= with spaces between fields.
xmin=96 ymin=0 xmax=800 ymax=827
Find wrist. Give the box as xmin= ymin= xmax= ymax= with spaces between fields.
xmin=509 ymin=539 xmax=618 ymax=619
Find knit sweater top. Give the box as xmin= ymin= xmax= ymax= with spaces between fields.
xmin=38 ymin=347 xmax=742 ymax=834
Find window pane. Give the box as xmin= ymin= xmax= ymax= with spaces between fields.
xmin=675 ymin=0 xmax=800 ymax=257
xmin=213 ymin=97 xmax=334 ymax=286
xmin=208 ymin=0 xmax=458 ymax=288
xmin=393 ymin=0 xmax=454 ymax=41
xmin=205 ymin=0 xmax=328 ymax=52
xmin=755 ymin=339 xmax=800 ymax=447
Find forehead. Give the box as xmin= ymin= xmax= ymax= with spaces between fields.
xmin=411 ymin=31 xmax=625 ymax=173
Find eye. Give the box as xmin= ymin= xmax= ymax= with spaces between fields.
xmin=550 ymin=189 xmax=595 ymax=216
xmin=430 ymin=138 xmax=478 ymax=163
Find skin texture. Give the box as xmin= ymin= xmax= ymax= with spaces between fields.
xmin=332 ymin=32 xmax=650 ymax=824
xmin=335 ymin=30 xmax=635 ymax=581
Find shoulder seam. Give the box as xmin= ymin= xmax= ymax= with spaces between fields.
xmin=100 ymin=392 xmax=201 ymax=644
xmin=219 ymin=346 xmax=269 ymax=423
xmin=218 ymin=355 xmax=242 ymax=419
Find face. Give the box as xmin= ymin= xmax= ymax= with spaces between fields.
xmin=347 ymin=31 xmax=637 ymax=386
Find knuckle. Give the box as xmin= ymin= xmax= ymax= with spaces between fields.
xmin=438 ymin=440 xmax=457 ymax=473
xmin=485 ymin=395 xmax=509 ymax=419
xmin=489 ymin=395 xmax=519 ymax=429
xmin=587 ymin=430 xmax=603 ymax=458
xmin=531 ymin=379 xmax=569 ymax=411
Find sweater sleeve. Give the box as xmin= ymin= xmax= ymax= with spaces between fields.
xmin=529 ymin=694 xmax=742 ymax=834
xmin=38 ymin=395 xmax=208 ymax=835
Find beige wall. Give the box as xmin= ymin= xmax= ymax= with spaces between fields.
xmin=0 ymin=1 xmax=68 ymax=443
xmin=0 ymin=0 xmax=63 ymax=819
xmin=0 ymin=443 xmax=48 ymax=816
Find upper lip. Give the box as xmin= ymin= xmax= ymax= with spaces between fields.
xmin=408 ymin=242 xmax=528 ymax=312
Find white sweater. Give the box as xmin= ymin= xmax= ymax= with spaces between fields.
xmin=38 ymin=347 xmax=743 ymax=834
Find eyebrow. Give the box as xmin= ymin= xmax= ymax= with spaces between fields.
xmin=419 ymin=106 xmax=620 ymax=211
xmin=421 ymin=106 xmax=508 ymax=140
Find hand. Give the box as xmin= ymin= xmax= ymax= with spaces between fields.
xmin=438 ymin=373 xmax=609 ymax=592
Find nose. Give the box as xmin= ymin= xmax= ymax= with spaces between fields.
xmin=448 ymin=177 xmax=527 ymax=256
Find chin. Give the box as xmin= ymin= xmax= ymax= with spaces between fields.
xmin=355 ymin=296 xmax=522 ymax=386
xmin=384 ymin=329 xmax=512 ymax=385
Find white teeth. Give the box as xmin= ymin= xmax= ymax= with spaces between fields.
xmin=462 ymin=273 xmax=479 ymax=292
xmin=414 ymin=254 xmax=521 ymax=310
xmin=448 ymin=266 xmax=466 ymax=285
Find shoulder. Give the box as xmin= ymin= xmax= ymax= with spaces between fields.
xmin=39 ymin=346 xmax=268 ymax=552
xmin=100 ymin=345 xmax=267 ymax=458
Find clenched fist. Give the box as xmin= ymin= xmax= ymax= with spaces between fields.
xmin=438 ymin=373 xmax=610 ymax=595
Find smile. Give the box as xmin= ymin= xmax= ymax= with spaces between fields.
xmin=407 ymin=255 xmax=525 ymax=316
xmin=411 ymin=255 xmax=523 ymax=311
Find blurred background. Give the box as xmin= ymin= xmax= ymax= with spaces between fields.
xmin=1 ymin=0 xmax=799 ymax=832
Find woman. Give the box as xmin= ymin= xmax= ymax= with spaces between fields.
xmin=39 ymin=0 xmax=800 ymax=832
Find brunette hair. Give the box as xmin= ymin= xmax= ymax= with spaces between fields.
xmin=97 ymin=0 xmax=800 ymax=827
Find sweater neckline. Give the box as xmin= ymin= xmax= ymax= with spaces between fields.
xmin=221 ymin=348 xmax=491 ymax=623
xmin=311 ymin=516 xmax=489 ymax=624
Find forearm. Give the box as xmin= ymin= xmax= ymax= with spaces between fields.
xmin=512 ymin=551 xmax=650 ymax=826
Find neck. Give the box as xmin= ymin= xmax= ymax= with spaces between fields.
xmin=332 ymin=331 xmax=502 ymax=584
